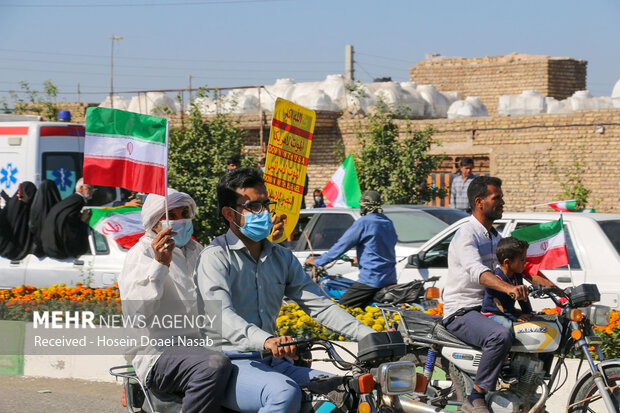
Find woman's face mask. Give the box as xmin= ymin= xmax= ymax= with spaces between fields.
xmin=232 ymin=209 xmax=273 ymax=241
xmin=161 ymin=219 xmax=194 ymax=247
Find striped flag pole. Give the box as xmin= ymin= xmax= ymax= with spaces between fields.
xmin=164 ymin=118 xmax=170 ymax=226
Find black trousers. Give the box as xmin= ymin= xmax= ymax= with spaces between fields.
xmin=338 ymin=282 xmax=381 ymax=308
xmin=147 ymin=346 xmax=232 ymax=413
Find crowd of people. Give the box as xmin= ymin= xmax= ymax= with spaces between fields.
xmin=0 ymin=178 xmax=93 ymax=261
xmin=2 ymin=154 xmax=555 ymax=413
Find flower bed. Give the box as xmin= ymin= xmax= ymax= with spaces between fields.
xmin=0 ymin=284 xmax=121 ymax=322
xmin=3 ymin=284 xmax=619 ymax=359
xmin=276 ymin=302 xmax=445 ymax=340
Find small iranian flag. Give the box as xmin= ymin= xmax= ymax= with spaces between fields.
xmin=89 ymin=206 xmax=144 ymax=249
xmin=512 ymin=216 xmax=569 ymax=276
xmin=548 ymin=200 xmax=596 ymax=213
xmin=84 ymin=107 xmax=168 ymax=195
xmin=322 ymin=154 xmax=362 ymax=208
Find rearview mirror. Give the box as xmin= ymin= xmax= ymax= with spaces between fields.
xmin=407 ymin=251 xmax=427 ymax=268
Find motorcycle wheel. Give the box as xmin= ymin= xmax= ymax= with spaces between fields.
xmin=567 ymin=365 xmax=620 ymax=413
xmin=401 ymin=350 xmax=465 ymax=411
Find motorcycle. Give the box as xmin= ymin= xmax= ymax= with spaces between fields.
xmin=304 ymin=255 xmax=441 ymax=311
xmin=110 ymin=331 xmax=441 ymax=413
xmin=381 ymin=283 xmax=620 ymax=412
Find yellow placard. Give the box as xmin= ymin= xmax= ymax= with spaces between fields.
xmin=265 ymin=98 xmax=316 ymax=243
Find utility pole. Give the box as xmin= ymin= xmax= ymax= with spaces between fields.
xmin=110 ymin=35 xmax=124 ymax=109
xmin=345 ymin=44 xmax=355 ymax=83
xmin=188 ymin=75 xmax=193 ymax=101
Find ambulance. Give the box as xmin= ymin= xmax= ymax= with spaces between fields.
xmin=0 ymin=114 xmax=126 ymax=289
xmin=0 ymin=113 xmax=120 ymax=205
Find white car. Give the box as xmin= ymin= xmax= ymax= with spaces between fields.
xmin=286 ymin=206 xmax=467 ymax=276
xmin=396 ymin=212 xmax=620 ymax=310
xmin=0 ymin=230 xmax=125 ymax=289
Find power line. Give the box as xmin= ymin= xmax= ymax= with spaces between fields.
xmin=355 ymin=59 xmax=406 ymax=72
xmin=0 ymin=0 xmax=287 ymax=8
xmin=0 ymin=58 xmax=338 ymax=73
xmin=356 ymin=51 xmax=414 ymax=64
xmin=354 ymin=61 xmax=377 ymax=81
xmin=0 ymin=48 xmax=340 ymax=64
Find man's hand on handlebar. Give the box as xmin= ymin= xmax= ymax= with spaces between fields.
xmin=508 ymin=284 xmax=529 ymax=301
xmin=264 ymin=336 xmax=298 ymax=360
xmin=304 ymin=257 xmax=316 ymax=266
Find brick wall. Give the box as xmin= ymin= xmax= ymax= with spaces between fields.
xmin=409 ymin=54 xmax=587 ymax=115
xmin=336 ymin=110 xmax=620 ymax=213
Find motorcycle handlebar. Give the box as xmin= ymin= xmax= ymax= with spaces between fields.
xmin=260 ymin=337 xmax=320 ymax=359
xmin=509 ymin=285 xmax=559 ymax=300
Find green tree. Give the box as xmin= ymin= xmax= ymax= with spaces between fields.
xmin=354 ymin=101 xmax=445 ymax=204
xmin=559 ymin=154 xmax=591 ymax=210
xmin=168 ymin=90 xmax=254 ymax=243
xmin=9 ymin=80 xmax=59 ymax=120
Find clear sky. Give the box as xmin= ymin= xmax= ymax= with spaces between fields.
xmin=1 ymin=0 xmax=619 ymax=107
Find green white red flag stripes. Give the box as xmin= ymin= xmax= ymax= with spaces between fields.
xmin=548 ymin=200 xmax=596 ymax=213
xmin=84 ymin=107 xmax=168 ymax=196
xmin=511 ymin=216 xmax=569 ymax=276
xmin=88 ymin=206 xmax=144 ymax=249
xmin=322 ymin=154 xmax=362 ymax=208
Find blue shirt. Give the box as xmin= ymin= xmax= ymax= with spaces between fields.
xmin=194 ymin=229 xmax=374 ymax=351
xmin=482 ymin=267 xmax=533 ymax=321
xmin=315 ymin=213 xmax=397 ymax=288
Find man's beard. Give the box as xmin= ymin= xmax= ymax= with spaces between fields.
xmin=486 ymin=209 xmax=502 ymax=221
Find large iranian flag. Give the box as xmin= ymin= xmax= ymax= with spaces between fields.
xmin=84 ymin=107 xmax=168 ymax=195
xmin=512 ymin=216 xmax=569 ymax=276
xmin=548 ymin=200 xmax=596 ymax=213
xmin=322 ymin=154 xmax=362 ymax=208
xmin=89 ymin=206 xmax=144 ymax=249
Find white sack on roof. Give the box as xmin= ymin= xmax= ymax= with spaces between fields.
xmin=127 ymin=92 xmax=177 ymax=116
xmin=498 ymin=90 xmax=546 ymax=116
xmin=98 ymin=96 xmax=130 ymax=111
xmin=448 ymin=97 xmax=488 ymax=119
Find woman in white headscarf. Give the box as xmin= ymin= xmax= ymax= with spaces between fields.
xmin=119 ymin=189 xmax=232 ymax=413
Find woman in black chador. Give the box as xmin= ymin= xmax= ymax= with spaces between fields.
xmin=0 ymin=181 xmax=37 ymax=260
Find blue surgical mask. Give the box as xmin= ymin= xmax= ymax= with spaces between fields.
xmin=162 ymin=219 xmax=194 ymax=247
xmin=233 ymin=210 xmax=273 ymax=241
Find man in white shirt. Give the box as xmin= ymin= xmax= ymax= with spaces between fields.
xmin=119 ymin=189 xmax=232 ymax=413
xmin=442 ymin=176 xmax=527 ymax=413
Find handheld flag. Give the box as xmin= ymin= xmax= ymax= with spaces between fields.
xmin=84 ymin=107 xmax=168 ymax=196
xmin=322 ymin=154 xmax=361 ymax=208
xmin=88 ymin=206 xmax=144 ymax=249
xmin=511 ymin=216 xmax=569 ymax=276
xmin=264 ymin=98 xmax=316 ymax=243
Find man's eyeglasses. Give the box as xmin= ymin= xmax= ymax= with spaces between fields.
xmin=235 ymin=200 xmax=277 ymax=215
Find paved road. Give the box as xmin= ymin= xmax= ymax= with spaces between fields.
xmin=0 ymin=375 xmax=126 ymax=413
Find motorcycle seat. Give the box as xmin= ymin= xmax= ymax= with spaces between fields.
xmin=399 ymin=310 xmax=474 ymax=349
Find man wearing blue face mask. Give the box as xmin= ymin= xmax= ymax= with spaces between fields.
xmin=118 ymin=189 xmax=233 ymax=413
xmin=194 ymin=168 xmax=375 ymax=413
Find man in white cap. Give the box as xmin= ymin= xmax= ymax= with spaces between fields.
xmin=119 ymin=189 xmax=231 ymax=413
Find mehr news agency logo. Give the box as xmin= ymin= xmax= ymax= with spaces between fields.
xmin=31 ymin=310 xmax=218 ymax=349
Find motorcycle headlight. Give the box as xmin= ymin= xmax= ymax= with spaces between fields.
xmin=585 ymin=305 xmax=611 ymax=327
xmin=378 ymin=361 xmax=416 ymax=395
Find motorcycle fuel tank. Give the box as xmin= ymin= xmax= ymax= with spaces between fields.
xmin=511 ymin=316 xmax=562 ymax=353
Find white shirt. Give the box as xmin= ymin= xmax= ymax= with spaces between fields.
xmin=442 ymin=215 xmax=501 ymax=320
xmin=118 ymin=233 xmax=203 ymax=384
